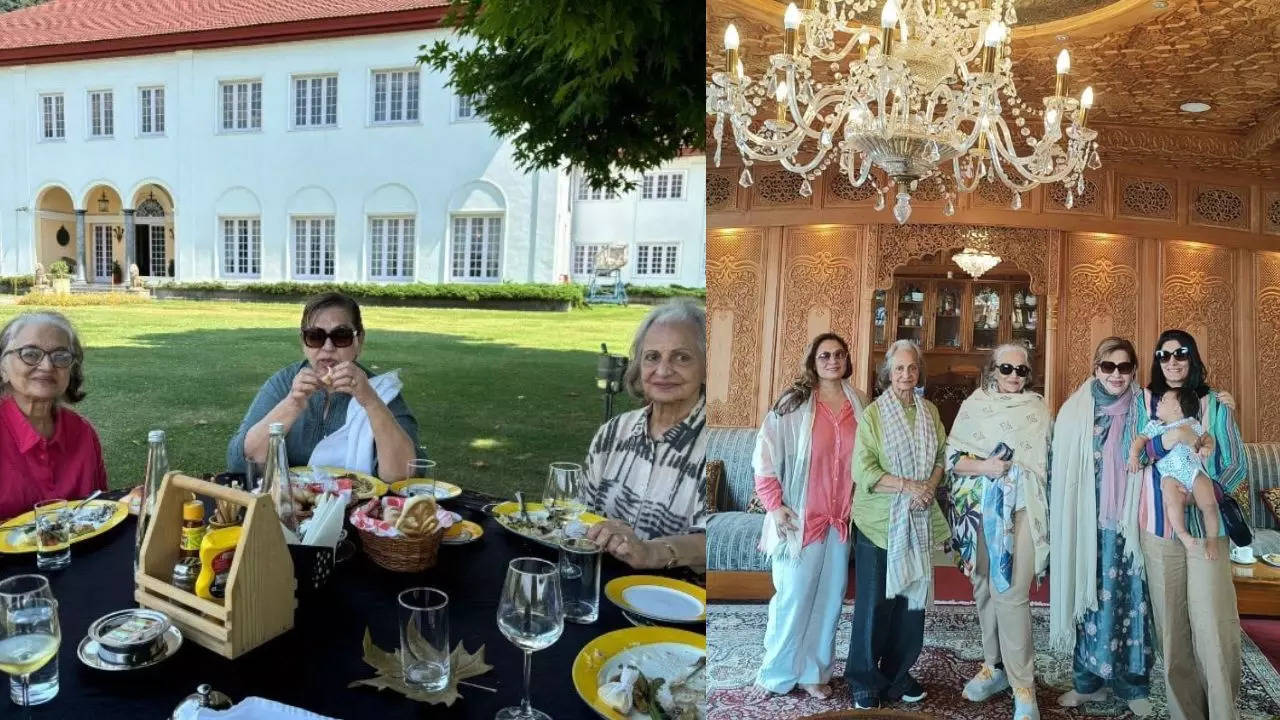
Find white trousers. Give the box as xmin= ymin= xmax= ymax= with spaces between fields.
xmin=756 ymin=525 xmax=851 ymax=693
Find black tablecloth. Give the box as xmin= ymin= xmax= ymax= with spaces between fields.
xmin=0 ymin=502 xmax=697 ymax=719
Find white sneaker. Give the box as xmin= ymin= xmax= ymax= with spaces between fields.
xmin=963 ymin=664 xmax=1010 ymax=702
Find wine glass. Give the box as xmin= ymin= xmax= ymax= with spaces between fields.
xmin=0 ymin=576 xmax=56 ymax=708
xmin=0 ymin=593 xmax=60 ymax=711
xmin=542 ymin=462 xmax=583 ymax=533
xmin=495 ymin=557 xmax=564 ymax=720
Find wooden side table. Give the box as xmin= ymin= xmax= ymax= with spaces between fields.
xmin=1232 ymin=561 xmax=1280 ymax=616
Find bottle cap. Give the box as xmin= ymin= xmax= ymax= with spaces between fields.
xmin=148 ymin=429 xmax=166 ymax=443
xmin=268 ymin=422 xmax=284 ymax=434
xmin=183 ymin=500 xmax=205 ymax=521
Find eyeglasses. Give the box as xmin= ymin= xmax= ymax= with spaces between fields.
xmin=301 ymin=326 xmax=358 ymax=349
xmin=3 ymin=345 xmax=76 ymax=369
xmin=997 ymin=363 xmax=1031 ymax=378
xmin=816 ymin=350 xmax=848 ymax=362
xmin=1097 ymin=361 xmax=1135 ymax=375
xmin=1154 ymin=346 xmax=1191 ymax=364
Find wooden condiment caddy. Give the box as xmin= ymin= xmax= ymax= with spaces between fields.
xmin=134 ymin=472 xmax=295 ymax=659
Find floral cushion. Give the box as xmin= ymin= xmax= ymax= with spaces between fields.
xmin=1260 ymin=487 xmax=1280 ymax=529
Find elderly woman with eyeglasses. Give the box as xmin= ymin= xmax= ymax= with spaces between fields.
xmin=945 ymin=343 xmax=1050 ymax=720
xmin=226 ymin=292 xmax=421 ymax=482
xmin=0 ymin=311 xmax=107 ymax=521
xmin=582 ymin=299 xmax=707 ymax=571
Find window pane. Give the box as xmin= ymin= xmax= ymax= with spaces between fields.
xmin=141 ymin=89 xmax=152 ymax=134
xmin=104 ymin=92 xmax=113 ymax=135
xmin=155 ymin=89 xmax=164 ymax=133
xmin=324 ymin=219 xmax=335 ymax=276
xmin=222 ymin=85 xmax=233 ymax=129
xmin=390 ymin=72 xmax=403 ymax=121
xmin=251 ymin=82 xmax=262 ymax=129
xmin=325 ymin=76 xmax=337 ymax=125
xmin=406 ymin=71 xmax=419 ymax=121
xmin=485 ymin=217 xmax=500 ymax=279
xmin=294 ymin=220 xmax=306 ymax=275
xmin=310 ymin=78 xmax=322 ymax=126
xmin=370 ymin=219 xmax=384 ymax=277
xmin=373 ymin=73 xmax=387 ymax=122
xmin=669 ymin=174 xmax=683 ymax=199
xmin=452 ymin=218 xmax=466 ymax=278
xmin=236 ymin=83 xmax=248 ymax=129
xmin=295 ymin=79 xmax=307 ymax=126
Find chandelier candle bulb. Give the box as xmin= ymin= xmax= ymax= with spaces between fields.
xmin=1079 ymin=85 xmax=1094 ymax=127
xmin=775 ymin=80 xmax=790 ymax=123
xmin=1055 ymin=49 xmax=1070 ymax=97
xmin=783 ymin=4 xmax=801 ymax=55
xmin=724 ymin=24 xmax=740 ymax=79
xmin=858 ymin=28 xmax=871 ymax=57
xmin=982 ymin=22 xmax=1003 ymax=73
xmin=881 ymin=0 xmax=899 ymax=55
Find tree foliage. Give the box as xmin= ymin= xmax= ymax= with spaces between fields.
xmin=0 ymin=0 xmax=46 ymax=12
xmin=419 ymin=0 xmax=703 ymax=192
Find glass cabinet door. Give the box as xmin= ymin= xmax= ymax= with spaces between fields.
xmin=1011 ymin=284 xmax=1039 ymax=351
xmin=932 ymin=282 xmax=963 ymax=350
xmin=972 ymin=284 xmax=1002 ymax=350
xmin=872 ymin=289 xmax=888 ymax=347
xmin=895 ymin=280 xmax=926 ymax=345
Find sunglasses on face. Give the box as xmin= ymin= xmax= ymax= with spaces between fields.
xmin=1155 ymin=346 xmax=1191 ymax=364
xmin=301 ymin=326 xmax=358 ymax=349
xmin=816 ymin=350 xmax=848 ymax=362
xmin=3 ymin=345 xmax=76 ymax=369
xmin=1097 ymin=360 xmax=1135 ymax=375
xmin=997 ymin=363 xmax=1031 ymax=378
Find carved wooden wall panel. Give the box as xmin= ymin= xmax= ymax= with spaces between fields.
xmin=1160 ymin=241 xmax=1237 ymax=396
xmin=1118 ymin=176 xmax=1177 ymax=222
xmin=706 ymin=168 xmax=739 ymax=212
xmin=750 ymin=168 xmax=813 ymax=209
xmin=771 ymin=227 xmax=865 ymax=401
xmin=1256 ymin=252 xmax=1280 ymax=443
xmin=1264 ymin=190 xmax=1280 ymax=236
xmin=706 ymin=229 xmax=767 ymax=427
xmin=1061 ymin=233 xmax=1140 ymax=395
xmin=823 ymin=167 xmax=878 ymax=207
xmin=875 ymin=225 xmax=1055 ymax=296
xmin=1189 ymin=184 xmax=1249 ymax=232
xmin=1044 ymin=174 xmax=1104 ymax=216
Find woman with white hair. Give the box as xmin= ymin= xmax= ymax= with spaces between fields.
xmin=582 ymin=299 xmax=707 ymax=570
xmin=844 ymin=340 xmax=950 ymax=710
xmin=946 ymin=342 xmax=1051 ymax=720
xmin=0 ymin=311 xmax=107 ymax=520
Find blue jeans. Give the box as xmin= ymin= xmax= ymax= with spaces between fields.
xmin=842 ymin=526 xmax=924 ymax=705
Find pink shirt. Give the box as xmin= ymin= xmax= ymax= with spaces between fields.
xmin=755 ymin=399 xmax=858 ymax=547
xmin=0 ymin=396 xmax=108 ymax=521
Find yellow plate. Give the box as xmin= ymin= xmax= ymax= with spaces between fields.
xmin=571 ymin=626 xmax=706 ymax=720
xmin=290 ymin=466 xmax=387 ymax=500
xmin=442 ymin=519 xmax=484 ymax=545
xmin=604 ymin=575 xmax=707 ymax=624
xmin=389 ymin=479 xmax=463 ymax=500
xmin=0 ymin=500 xmax=130 ymax=554
xmin=491 ymin=501 xmax=603 ymax=549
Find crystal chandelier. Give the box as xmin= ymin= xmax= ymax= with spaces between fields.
xmin=952 ymin=247 xmax=1001 ymax=278
xmin=706 ymin=0 xmax=1102 ymax=224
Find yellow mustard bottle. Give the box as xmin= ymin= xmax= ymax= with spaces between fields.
xmin=194 ymin=525 xmax=241 ymax=601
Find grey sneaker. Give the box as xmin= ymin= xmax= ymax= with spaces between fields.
xmin=962 ymin=665 xmax=1010 ymax=702
xmin=1013 ymin=686 xmax=1040 ymax=720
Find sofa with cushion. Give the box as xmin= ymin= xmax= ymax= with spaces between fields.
xmin=1244 ymin=443 xmax=1280 ymax=555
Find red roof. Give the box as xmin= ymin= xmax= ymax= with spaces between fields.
xmin=0 ymin=0 xmax=449 ymax=65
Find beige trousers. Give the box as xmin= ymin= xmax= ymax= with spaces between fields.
xmin=970 ymin=510 xmax=1036 ymax=690
xmin=1140 ymin=531 xmax=1241 ymax=720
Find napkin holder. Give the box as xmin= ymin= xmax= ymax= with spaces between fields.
xmin=135 ymin=472 xmax=296 ymax=660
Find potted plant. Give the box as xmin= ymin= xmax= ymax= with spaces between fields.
xmin=47 ymin=261 xmax=71 ymax=294
xmin=112 ymin=260 xmax=123 ymax=285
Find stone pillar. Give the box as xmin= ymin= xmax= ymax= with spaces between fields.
xmin=74 ymin=209 xmax=87 ymax=283
xmin=122 ymin=209 xmax=135 ymax=286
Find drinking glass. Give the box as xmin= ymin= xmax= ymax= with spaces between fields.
xmin=32 ymin=500 xmax=70 ymax=571
xmin=406 ymin=459 xmax=438 ymax=499
xmin=0 ymin=577 xmax=56 ymax=706
xmin=495 ymin=557 xmax=564 ymax=720
xmin=398 ymin=587 xmax=450 ymax=693
xmin=542 ymin=462 xmax=584 ymax=531
xmin=0 ymin=594 xmax=60 ymax=709
xmin=559 ymin=537 xmax=602 ymax=624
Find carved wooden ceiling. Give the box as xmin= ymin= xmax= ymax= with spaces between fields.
xmin=707 ymin=0 xmax=1280 ymax=179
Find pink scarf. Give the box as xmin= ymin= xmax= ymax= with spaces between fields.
xmin=1096 ymin=384 xmax=1132 ymax=529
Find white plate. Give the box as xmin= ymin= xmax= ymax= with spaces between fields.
xmin=620 ymin=585 xmax=705 ymax=623
xmin=596 ymin=642 xmax=706 ymax=720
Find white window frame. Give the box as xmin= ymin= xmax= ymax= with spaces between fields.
xmin=453 ymin=92 xmax=483 ymax=122
xmin=640 ymin=171 xmax=686 ymax=201
xmin=449 ymin=214 xmax=504 ymax=283
xmin=370 ymin=68 xmax=421 ymax=125
xmin=92 ymin=225 xmax=113 ymax=281
xmin=38 ymin=93 xmax=65 ymax=141
xmin=571 ymin=243 xmax=607 ymax=276
xmin=220 ymin=217 xmax=262 ymax=278
xmin=292 ymin=215 xmax=337 ymax=280
xmin=147 ymin=224 xmax=167 ymax=277
xmin=218 ymin=78 xmax=263 ymax=133
xmin=575 ymin=178 xmax=619 ymax=201
xmin=368 ymin=215 xmax=416 ymax=281
xmin=292 ymin=74 xmax=338 ymax=129
xmin=138 ymin=85 xmax=166 ymax=137
xmin=87 ymin=89 xmax=113 ymax=139
xmin=635 ymin=242 xmax=679 ymax=277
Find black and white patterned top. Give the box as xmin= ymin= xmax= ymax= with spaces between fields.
xmin=581 ymin=395 xmax=708 ymax=540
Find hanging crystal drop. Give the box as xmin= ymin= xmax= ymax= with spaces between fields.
xmin=874 ymin=191 xmax=886 ymax=211
xmin=1011 ymin=192 xmax=1022 ymax=210
xmin=892 ymin=192 xmax=913 ymax=224
xmin=766 ymin=73 xmax=778 ymax=98
xmin=927 ymin=142 xmax=940 ymax=162
xmin=799 ymin=178 xmax=813 ymax=197
xmin=943 ymin=197 xmax=956 ymax=216
xmin=1065 ymin=190 xmax=1075 ymax=209
xmin=820 ymin=129 xmax=833 ymax=149
xmin=803 ymin=80 xmax=815 ymax=103
xmin=740 ymin=167 xmax=754 ymax=188
xmin=1077 ymin=176 xmax=1086 ymax=194
xmin=1004 ymin=3 xmax=1017 ymax=24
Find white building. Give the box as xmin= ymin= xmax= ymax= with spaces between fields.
xmin=0 ymin=0 xmax=705 ymax=289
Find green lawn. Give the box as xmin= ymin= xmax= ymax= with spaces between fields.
xmin=0 ymin=301 xmax=647 ymax=499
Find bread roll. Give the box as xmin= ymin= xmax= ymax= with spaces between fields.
xmin=395 ymin=495 xmax=438 ymax=537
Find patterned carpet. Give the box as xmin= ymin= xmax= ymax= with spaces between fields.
xmin=709 ymin=603 xmax=1280 ymax=720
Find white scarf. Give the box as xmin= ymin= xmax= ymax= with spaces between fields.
xmin=878 ymin=389 xmax=936 ymax=609
xmin=307 ymin=371 xmax=403 ymax=475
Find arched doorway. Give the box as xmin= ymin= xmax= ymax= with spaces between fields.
xmin=34 ymin=186 xmax=76 ymax=276
xmin=130 ymin=184 xmax=175 ymax=278
xmin=81 ymin=185 xmax=124 ymax=284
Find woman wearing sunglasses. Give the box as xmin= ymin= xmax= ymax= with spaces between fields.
xmin=0 ymin=311 xmax=107 ymax=521
xmin=226 ymin=292 xmax=421 ymax=481
xmin=751 ymin=332 xmax=868 ymax=700
xmin=1135 ymin=329 xmax=1243 ymax=719
xmin=1049 ymin=337 xmax=1154 ymax=716
xmin=945 ymin=343 xmax=1050 ymax=720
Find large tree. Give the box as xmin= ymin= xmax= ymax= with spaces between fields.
xmin=419 ymin=0 xmax=703 ymax=193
